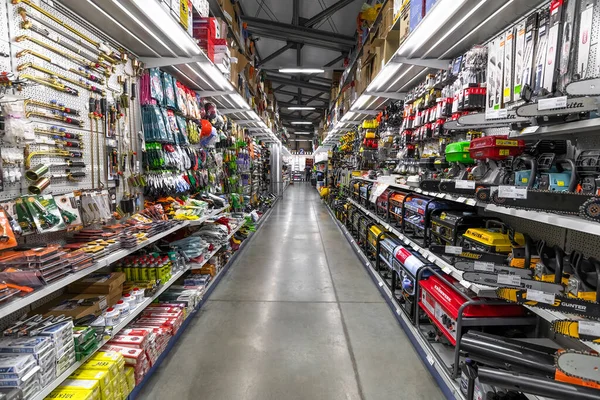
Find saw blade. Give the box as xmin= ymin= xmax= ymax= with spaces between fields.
xmin=496 ymin=288 xmax=600 ymax=319
xmin=516 ymin=97 xmax=598 ymax=117
xmin=491 ymin=189 xmax=596 ymax=219
xmin=438 ymin=181 xmax=481 ymax=196
xmin=458 ymin=110 xmax=532 ymax=127
xmin=463 ymin=272 xmax=564 ymax=293
xmin=428 ymin=245 xmax=509 ymax=264
xmin=419 ymin=179 xmax=441 ymax=192
xmin=455 ymin=262 xmax=533 ymax=278
xmin=566 ymin=78 xmax=600 ymax=96
xmin=553 ymin=319 xmax=600 ymax=343
xmin=556 ymin=351 xmax=600 ymax=384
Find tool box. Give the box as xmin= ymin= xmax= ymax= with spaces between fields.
xmin=461 ymin=221 xmax=525 ymax=253
xmin=469 ymin=136 xmax=526 ymax=160
xmin=429 ymin=211 xmax=493 ymax=247
xmin=418 ymin=274 xmax=527 ymax=345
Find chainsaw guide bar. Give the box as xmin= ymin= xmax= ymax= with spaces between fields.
xmin=556 ymin=351 xmax=600 ymax=385
xmin=496 ymin=288 xmax=600 ymax=319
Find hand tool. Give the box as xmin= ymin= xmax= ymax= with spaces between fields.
xmin=36 ymin=139 xmax=82 ymax=149
xmin=89 ymin=97 xmax=95 ymax=189
xmin=0 ymin=205 xmax=22 ymax=236
xmin=26 ymin=161 xmax=86 ymax=181
xmin=17 ymin=7 xmax=119 ymax=64
xmin=19 ymin=20 xmax=113 ymax=71
xmin=26 ymin=196 xmax=60 ymax=227
xmin=18 ymin=73 xmax=78 ymax=95
xmin=16 ymin=49 xmax=104 ymax=84
xmin=12 ymin=0 xmax=109 ymax=52
xmin=24 ymin=145 xmax=82 ymax=168
xmin=25 ymin=110 xmax=84 ymax=127
xmin=24 ymin=99 xmax=79 ymax=116
xmin=35 ymin=126 xmax=81 ymax=140
xmin=97 ymin=98 xmax=105 ymax=188
xmin=17 ymin=62 xmax=105 ymax=95
xmin=15 ymin=35 xmax=110 ymax=76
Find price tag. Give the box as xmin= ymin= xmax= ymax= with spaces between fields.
xmin=578 ymin=320 xmax=600 ymax=337
xmin=442 ymin=266 xmax=452 ymax=274
xmin=456 ymin=197 xmax=467 ymax=203
xmin=520 ymin=126 xmax=540 ymax=135
xmin=426 ymin=354 xmax=435 ymax=365
xmin=378 ymin=281 xmax=383 ymax=287
xmin=455 ymin=180 xmax=476 ymax=189
xmin=526 ymin=289 xmax=555 ymax=305
xmin=474 ymin=261 xmax=495 ymax=272
xmin=459 ymin=279 xmax=471 ymax=288
xmin=498 ymin=186 xmax=528 ymax=199
xmin=538 ymin=96 xmax=568 ymax=110
xmin=497 ymin=274 xmax=522 ymax=286
xmin=466 ymin=199 xmax=478 ymax=206
xmin=445 ymin=246 xmax=462 ymax=255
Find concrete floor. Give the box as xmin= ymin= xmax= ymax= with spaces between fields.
xmin=137 ymin=184 xmax=445 ymax=400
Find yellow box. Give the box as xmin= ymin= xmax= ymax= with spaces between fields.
xmin=82 ymin=360 xmax=118 ymax=380
xmin=47 ymin=388 xmax=97 ymax=400
xmin=124 ymin=367 xmax=135 ymax=392
xmin=120 ymin=377 xmax=129 ymax=397
xmin=69 ymin=370 xmax=111 ymax=394
xmin=91 ymin=352 xmax=125 ymax=372
xmin=59 ymin=379 xmax=101 ymax=400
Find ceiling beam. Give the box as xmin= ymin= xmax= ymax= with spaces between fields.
xmin=266 ymin=74 xmax=330 ymax=91
xmin=241 ymin=16 xmax=355 ymax=52
xmin=260 ymin=43 xmax=295 ymax=65
xmin=276 ymin=89 xmax=329 ymax=100
xmin=304 ymin=0 xmax=357 ymax=28
xmin=278 ymin=101 xmax=326 ymax=109
xmin=325 ymin=53 xmax=347 ymax=67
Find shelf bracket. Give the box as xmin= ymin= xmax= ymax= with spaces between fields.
xmin=393 ymin=56 xmax=451 ymax=70
xmin=218 ymin=109 xmax=243 ymax=115
xmin=364 ymin=91 xmax=406 ymax=100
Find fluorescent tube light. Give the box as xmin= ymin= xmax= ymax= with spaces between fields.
xmin=290 ymin=121 xmax=313 ymax=125
xmin=294 ymin=132 xmax=313 ymax=135
xmin=279 ymin=68 xmax=325 ymax=74
xmin=125 ymin=0 xmax=200 ymax=56
xmin=287 ymin=106 xmax=316 ymax=110
xmin=398 ymin=0 xmax=467 ymax=57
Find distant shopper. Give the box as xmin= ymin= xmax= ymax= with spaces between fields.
xmin=305 ymin=167 xmax=311 ymax=182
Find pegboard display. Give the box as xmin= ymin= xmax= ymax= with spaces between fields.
xmin=1 ymin=0 xmax=141 ymax=204
xmin=0 ymin=0 xmax=10 ymax=72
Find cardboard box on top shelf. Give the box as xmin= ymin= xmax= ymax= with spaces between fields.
xmin=37 ymin=292 xmax=116 ymax=319
xmin=399 ymin=0 xmax=410 ymax=43
xmin=378 ymin=0 xmax=394 ymax=39
xmin=381 ymin=32 xmax=400 ymax=67
xmin=393 ymin=0 xmax=403 ymax=23
xmin=68 ymin=272 xmax=126 ymax=295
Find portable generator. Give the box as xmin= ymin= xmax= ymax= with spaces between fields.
xmin=402 ymin=196 xmax=450 ymax=243
xmin=461 ymin=221 xmax=525 ymax=254
xmin=418 ymin=274 xmax=527 ymax=346
xmin=392 ymin=244 xmax=434 ymax=323
xmin=378 ymin=237 xmax=401 ymax=270
xmin=366 ymin=224 xmax=386 ymax=260
xmin=358 ymin=216 xmax=375 ymax=249
xmin=429 ymin=211 xmax=492 ymax=247
xmin=359 ymin=182 xmax=373 ymax=206
xmin=376 ymin=189 xmax=393 ymax=220
xmin=352 ymin=181 xmax=361 ymax=200
xmin=389 ymin=192 xmax=408 ymax=226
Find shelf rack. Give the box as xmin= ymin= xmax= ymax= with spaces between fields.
xmin=317 ymin=0 xmax=547 ymax=151
xmin=30 ymin=217 xmax=248 ymax=400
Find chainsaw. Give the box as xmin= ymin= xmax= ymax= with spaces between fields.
xmin=516 ymin=96 xmax=597 ymax=125
xmin=553 ymin=319 xmax=600 ymax=344
xmin=556 ymin=350 xmax=600 ymax=385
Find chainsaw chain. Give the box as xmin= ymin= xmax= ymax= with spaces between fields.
xmin=553 ymin=319 xmax=600 ymax=343
xmin=555 ymin=350 xmax=600 ymax=385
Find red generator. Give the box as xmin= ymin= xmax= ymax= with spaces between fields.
xmin=417 ymin=273 xmax=534 ymax=378
xmin=376 ymin=189 xmax=393 ymax=220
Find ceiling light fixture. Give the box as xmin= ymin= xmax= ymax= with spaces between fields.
xmin=279 ymin=68 xmax=325 ymax=74
xmin=294 ymin=132 xmax=313 ymax=135
xmin=290 ymin=121 xmax=313 ymax=125
xmin=287 ymin=106 xmax=316 ymax=111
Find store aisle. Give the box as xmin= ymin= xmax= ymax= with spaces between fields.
xmin=138 ymin=184 xmax=445 ymax=400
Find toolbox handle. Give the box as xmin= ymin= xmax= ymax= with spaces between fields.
xmin=517 ymin=155 xmax=537 ymax=189
xmin=553 ymin=246 xmax=565 ymax=285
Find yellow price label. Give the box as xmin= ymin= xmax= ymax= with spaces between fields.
xmin=496 ymin=140 xmax=518 ymax=147
xmin=499 ymin=149 xmax=510 ymax=156
xmin=521 ymin=178 xmax=528 ymax=183
xmin=180 ymin=0 xmax=189 ymax=29
xmin=557 ymin=181 xmax=565 ymax=186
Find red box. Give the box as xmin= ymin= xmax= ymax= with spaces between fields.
xmin=469 ymin=135 xmax=525 ymax=160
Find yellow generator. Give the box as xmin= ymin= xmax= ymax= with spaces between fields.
xmin=461 ymin=221 xmax=525 ymax=254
